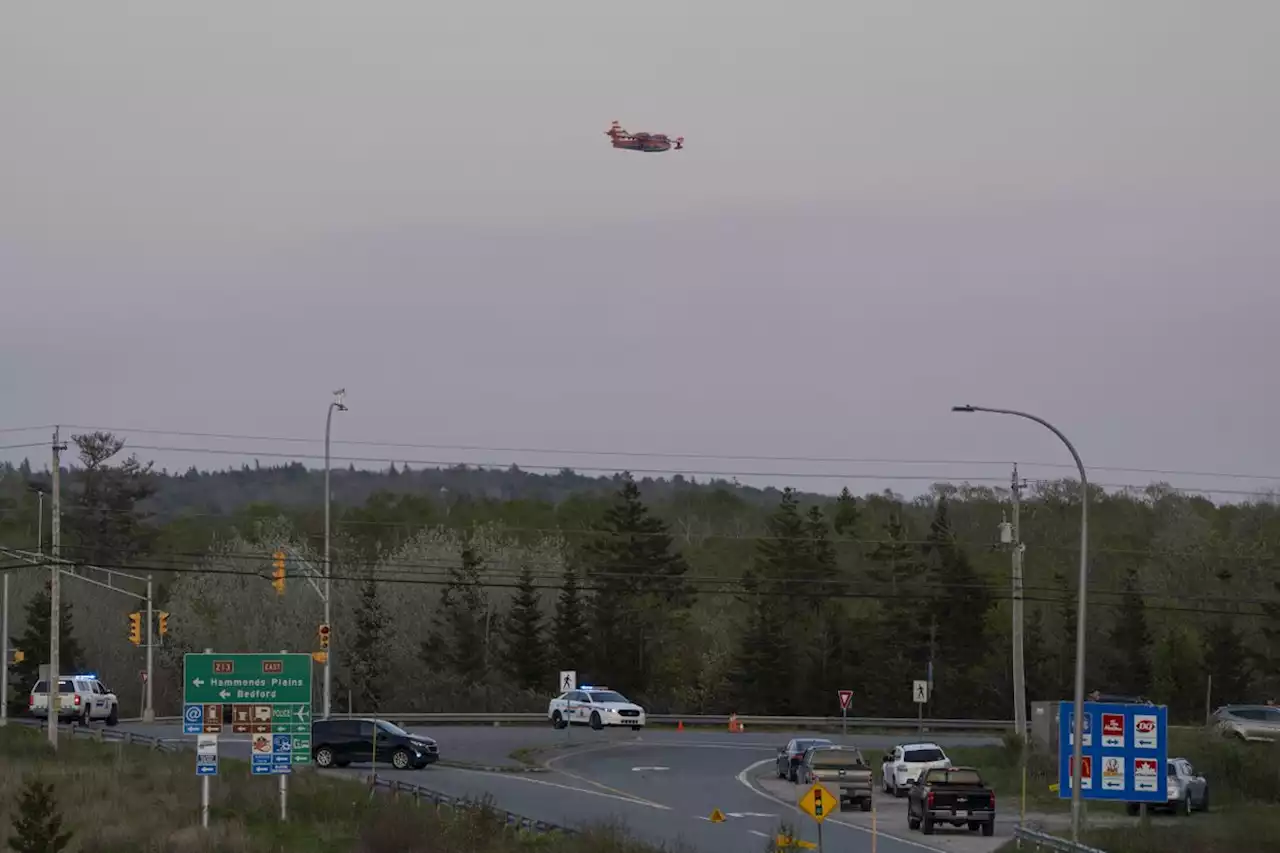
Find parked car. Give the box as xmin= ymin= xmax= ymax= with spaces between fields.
xmin=1209 ymin=705 xmax=1280 ymax=742
xmin=799 ymin=746 xmax=873 ymax=811
xmin=906 ymin=766 xmax=996 ymax=836
xmin=28 ymin=674 xmax=119 ymax=726
xmin=312 ymin=718 xmax=439 ymax=770
xmin=775 ymin=738 xmax=835 ymax=782
xmin=881 ymin=742 xmax=952 ymax=797
xmin=1125 ymin=758 xmax=1208 ymax=816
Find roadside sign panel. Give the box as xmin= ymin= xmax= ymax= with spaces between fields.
xmin=1066 ymin=708 xmax=1093 ymax=747
xmin=196 ymin=733 xmax=218 ymax=776
xmin=1058 ymin=701 xmax=1167 ymax=803
xmin=912 ymin=680 xmax=929 ymax=704
xmin=798 ymin=782 xmax=837 ymax=822
xmin=837 ymin=690 xmax=853 ymax=711
xmin=559 ymin=670 xmax=576 ymax=691
xmin=184 ymin=652 xmax=312 ymax=773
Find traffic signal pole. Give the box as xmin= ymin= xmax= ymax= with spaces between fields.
xmin=144 ymin=575 xmax=154 ymax=722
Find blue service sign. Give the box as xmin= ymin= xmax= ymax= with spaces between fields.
xmin=272 ymin=735 xmax=292 ymax=753
xmin=1058 ymin=701 xmax=1168 ymax=803
xmin=183 ymin=704 xmax=204 ymax=734
xmin=196 ymin=763 xmax=218 ymax=776
xmin=251 ymin=764 xmax=273 ymax=775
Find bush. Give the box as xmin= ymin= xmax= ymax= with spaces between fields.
xmin=1167 ymin=730 xmax=1280 ymax=804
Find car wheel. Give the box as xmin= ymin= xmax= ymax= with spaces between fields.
xmin=314 ymin=747 xmax=335 ymax=768
xmin=789 ymin=766 xmax=798 ymax=783
xmin=80 ymin=707 xmax=91 ymax=727
xmin=981 ymin=819 xmax=994 ymax=837
xmin=1201 ymin=786 xmax=1210 ymax=812
xmin=1182 ymin=794 xmax=1192 ymax=816
xmin=590 ymin=712 xmax=603 ymax=731
xmin=860 ymin=798 xmax=871 ymax=812
xmin=106 ymin=704 xmax=119 ymax=726
xmin=631 ymin=725 xmax=641 ymax=731
xmin=922 ymin=814 xmax=935 ymax=835
xmin=777 ymin=763 xmax=786 ymax=780
xmin=391 ymin=749 xmax=412 ymax=770
xmin=908 ymin=817 xmax=921 ymax=831
xmin=552 ymin=711 xmax=566 ymax=729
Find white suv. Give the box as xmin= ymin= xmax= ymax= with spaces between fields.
xmin=29 ymin=675 xmax=120 ymax=726
xmin=548 ymin=686 xmax=645 ymax=731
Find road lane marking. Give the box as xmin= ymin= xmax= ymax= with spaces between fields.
xmin=631 ymin=766 xmax=670 ymax=771
xmin=734 ymin=759 xmax=946 ymax=853
xmin=433 ymin=765 xmax=671 ymax=810
xmin=542 ymin=743 xmax=675 ymax=809
xmin=749 ymin=829 xmax=770 ymax=839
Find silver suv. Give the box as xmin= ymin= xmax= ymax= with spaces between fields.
xmin=1209 ymin=705 xmax=1280 ymax=742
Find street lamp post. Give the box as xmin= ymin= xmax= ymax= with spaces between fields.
xmin=323 ymin=389 xmax=347 ymax=720
xmin=952 ymin=405 xmax=1090 ymax=841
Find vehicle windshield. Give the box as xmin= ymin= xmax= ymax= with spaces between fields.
xmin=588 ymin=691 xmax=627 ymax=704
xmin=377 ymin=721 xmax=410 ymax=737
xmin=927 ymin=768 xmax=982 ymax=785
xmin=796 ymin=739 xmax=832 ymax=753
xmin=904 ymin=748 xmax=946 ymax=763
xmin=812 ymin=750 xmax=865 ymax=768
xmin=1167 ymin=762 xmax=1178 ymax=777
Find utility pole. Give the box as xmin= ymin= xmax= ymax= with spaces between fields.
xmin=144 ymin=575 xmax=155 ymax=721
xmin=1010 ymin=464 xmax=1028 ymax=745
xmin=48 ymin=427 xmax=66 ymax=748
xmin=323 ymin=389 xmax=347 ymax=720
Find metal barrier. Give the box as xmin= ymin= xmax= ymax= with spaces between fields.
xmin=115 ymin=712 xmax=1014 ymax=731
xmin=1013 ymin=826 xmax=1110 ymax=853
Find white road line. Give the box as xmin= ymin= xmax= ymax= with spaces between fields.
xmin=749 ymin=829 xmax=770 ymax=839
xmin=734 ymin=759 xmax=945 ymax=853
xmin=439 ymin=765 xmax=671 ymax=810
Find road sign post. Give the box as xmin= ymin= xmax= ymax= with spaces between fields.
xmin=1057 ymin=701 xmax=1168 ymax=813
xmin=913 ymin=680 xmax=929 ymax=732
xmin=799 ymin=782 xmax=834 ymax=853
xmin=838 ymin=690 xmax=853 ymax=738
xmin=184 ymin=652 xmax=313 ymax=782
xmin=196 ymin=733 xmax=217 ymax=828
xmin=559 ymin=670 xmax=576 ymax=742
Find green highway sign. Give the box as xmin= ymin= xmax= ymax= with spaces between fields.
xmin=183 ymin=653 xmax=313 ymax=772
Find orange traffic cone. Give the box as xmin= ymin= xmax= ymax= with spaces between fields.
xmin=677 ymin=720 xmax=684 ymax=731
xmin=728 ymin=713 xmax=739 ymax=732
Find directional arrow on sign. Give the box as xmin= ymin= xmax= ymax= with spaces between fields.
xmin=191 ymin=678 xmax=205 ymax=687
xmin=218 ymin=689 xmax=231 ymax=700
xmin=295 ymin=706 xmax=310 ymax=720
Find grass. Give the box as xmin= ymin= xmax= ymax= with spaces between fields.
xmin=993 ymin=806 xmax=1280 ymax=853
xmin=0 ymin=727 xmax=673 ymax=853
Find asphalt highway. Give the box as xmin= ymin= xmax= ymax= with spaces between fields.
xmin=113 ymin=720 xmax=1007 ymax=853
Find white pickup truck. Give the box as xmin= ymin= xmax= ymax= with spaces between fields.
xmin=29 ymin=675 xmax=120 ymax=726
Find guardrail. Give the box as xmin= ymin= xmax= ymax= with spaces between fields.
xmin=1013 ymin=826 xmax=1110 ymax=853
xmin=8 ymin=718 xmax=179 ymax=752
xmin=119 ymin=712 xmax=1014 ymax=731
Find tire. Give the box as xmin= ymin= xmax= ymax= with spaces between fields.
xmin=80 ymin=707 xmax=91 ymax=727
xmin=908 ymin=816 xmax=921 ymax=831
xmin=631 ymin=725 xmax=641 ymax=731
xmin=789 ymin=766 xmax=798 ymax=783
xmin=391 ymin=749 xmax=411 ymax=770
xmin=106 ymin=704 xmax=119 ymax=727
xmin=982 ymin=819 xmax=994 ymax=837
xmin=314 ymin=747 xmax=335 ymax=768
xmin=590 ymin=712 xmax=603 ymax=731
xmin=777 ymin=764 xmax=786 ymax=780
xmin=922 ymin=814 xmax=935 ymax=835
xmin=552 ymin=711 xmax=566 ymax=729
xmin=1182 ymin=794 xmax=1192 ymax=816
xmin=1201 ymin=787 xmax=1210 ymax=812
xmin=860 ymin=798 xmax=871 ymax=812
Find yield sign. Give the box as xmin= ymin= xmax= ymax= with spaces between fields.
xmin=837 ymin=690 xmax=853 ymax=711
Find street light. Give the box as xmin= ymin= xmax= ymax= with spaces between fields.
xmin=951 ymin=404 xmax=1090 ymax=841
xmin=323 ymin=389 xmax=347 ymax=720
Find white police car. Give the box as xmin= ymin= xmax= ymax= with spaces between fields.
xmin=548 ymin=685 xmax=646 ymax=731
xmin=28 ymin=674 xmax=120 ymax=726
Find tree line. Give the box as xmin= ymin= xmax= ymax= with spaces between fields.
xmin=2 ymin=434 xmax=1278 ymax=721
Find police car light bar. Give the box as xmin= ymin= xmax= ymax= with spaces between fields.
xmin=76 ymin=673 xmax=97 ymax=679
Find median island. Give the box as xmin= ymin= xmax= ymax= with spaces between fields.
xmin=0 ymin=727 xmax=666 ymax=853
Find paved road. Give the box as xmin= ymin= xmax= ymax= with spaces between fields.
xmin=114 ymin=719 xmax=1003 ymax=853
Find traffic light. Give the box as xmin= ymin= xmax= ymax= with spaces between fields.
xmin=271 ymin=550 xmax=286 ymax=595
xmin=11 ymin=650 xmax=23 ymax=664
xmin=128 ymin=612 xmax=142 ymax=645
xmin=158 ymin=612 xmax=169 ymax=636
xmin=317 ymin=623 xmax=330 ymax=649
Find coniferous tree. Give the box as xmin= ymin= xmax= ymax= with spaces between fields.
xmin=832 ymin=487 xmax=860 ymax=536
xmin=501 ymin=564 xmax=547 ymax=691
xmin=584 ymin=474 xmax=692 ymax=695
xmin=1052 ymin=568 xmax=1078 ymax=695
xmin=552 ymin=564 xmax=588 ymax=673
xmin=728 ymin=570 xmax=788 ymax=712
xmin=421 ymin=542 xmax=488 ymax=682
xmin=1102 ymin=567 xmax=1153 ymax=696
xmin=1203 ymin=617 xmax=1251 ymax=707
xmin=8 ymin=584 xmax=84 ymax=714
xmin=8 ymin=778 xmax=72 ymax=853
xmin=66 ymin=432 xmax=155 ymax=569
xmin=348 ymin=574 xmax=389 ymax=712
xmin=803 ymin=506 xmax=840 ymax=602
xmin=866 ymin=510 xmax=918 ymax=595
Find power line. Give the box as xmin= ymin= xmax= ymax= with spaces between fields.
xmin=0 ymin=426 xmax=52 ymax=435
xmin=55 ymin=422 xmax=1280 ymax=483
xmin=0 ymin=442 xmax=45 ymax=452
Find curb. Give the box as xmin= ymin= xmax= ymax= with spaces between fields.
xmin=437 ymin=759 xmax=549 ymax=774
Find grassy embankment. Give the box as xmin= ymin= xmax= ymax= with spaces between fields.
xmin=952 ymin=731 xmax=1280 ymax=853
xmin=0 ymin=726 xmax=673 ymax=853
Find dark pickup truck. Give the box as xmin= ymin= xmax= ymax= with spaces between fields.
xmin=906 ymin=767 xmax=996 ymax=836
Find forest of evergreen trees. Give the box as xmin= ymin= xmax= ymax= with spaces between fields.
xmin=1 ymin=432 xmax=1277 ymax=722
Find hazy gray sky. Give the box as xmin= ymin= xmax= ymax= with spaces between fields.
xmin=2 ymin=1 xmax=1277 ymax=500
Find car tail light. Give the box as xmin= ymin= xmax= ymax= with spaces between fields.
xmin=926 ymin=791 xmax=934 ymax=808
xmin=74 ymin=694 xmax=81 ymax=706
xmin=28 ymin=695 xmax=34 ymax=708
xmin=990 ymin=792 xmax=996 ymax=809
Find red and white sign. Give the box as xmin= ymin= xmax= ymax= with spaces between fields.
xmin=1101 ymin=756 xmax=1124 ymax=791
xmin=1133 ymin=758 xmax=1159 ymax=792
xmin=1101 ymin=713 xmax=1125 ymax=747
xmin=1067 ymin=755 xmax=1093 ymax=789
xmin=1134 ymin=714 xmax=1159 ymax=749
xmin=838 ymin=690 xmax=853 ymax=711
xmin=139 ymin=670 xmax=148 ymax=683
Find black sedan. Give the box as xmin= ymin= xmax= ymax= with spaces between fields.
xmin=776 ymin=738 xmax=835 ymax=782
